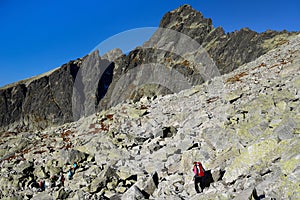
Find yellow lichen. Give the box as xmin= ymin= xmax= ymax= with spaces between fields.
xmin=261 ymin=33 xmax=292 ymax=49
xmin=281 ymin=156 xmax=299 ymax=175
xmin=224 ymin=139 xmax=279 ymax=183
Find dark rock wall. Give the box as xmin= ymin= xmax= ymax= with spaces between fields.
xmin=0 ymin=60 xmax=81 ymax=131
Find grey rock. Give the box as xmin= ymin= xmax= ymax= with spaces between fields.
xmin=89 ymin=177 xmax=104 ymax=194
xmin=134 ymin=172 xmax=159 ymax=196
xmin=32 ymin=192 xmax=53 ymax=200
xmin=211 ymin=168 xmax=225 ymax=182
xmin=121 ymin=186 xmax=146 ymax=200
xmin=54 ymin=149 xmax=87 ymax=166
xmin=73 ymin=50 xmax=115 ymax=120
xmin=233 ymin=187 xmax=258 ymax=200
xmin=116 ymin=165 xmax=137 ymax=181
xmin=274 ymin=118 xmax=297 ymax=140
xmin=55 ymin=188 xmax=70 ymax=199
xmin=106 ymin=193 xmax=122 ymax=200
xmin=155 ymin=4 xmax=298 ymax=75
xmin=16 ymin=161 xmax=33 ymax=174
xmin=68 ymin=190 xmax=89 ymax=200
xmin=97 ymin=5 xmax=298 ymax=112
xmin=102 ymin=48 xmax=123 ymax=62
xmin=89 ymin=165 xmax=117 ymax=194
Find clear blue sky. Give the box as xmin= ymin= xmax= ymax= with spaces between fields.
xmin=0 ymin=0 xmax=299 ymax=87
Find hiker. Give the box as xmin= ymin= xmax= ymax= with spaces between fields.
xmin=73 ymin=161 xmax=79 ymax=171
xmin=57 ymin=172 xmax=65 ymax=187
xmin=68 ymin=167 xmax=74 ymax=180
xmin=38 ymin=180 xmax=45 ymax=191
xmin=44 ymin=180 xmax=50 ymax=190
xmin=50 ymin=175 xmax=57 ymax=188
xmin=193 ymin=161 xmax=206 ymax=193
xmin=60 ymin=172 xmax=65 ymax=186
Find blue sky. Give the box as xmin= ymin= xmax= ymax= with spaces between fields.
xmin=0 ymin=0 xmax=299 ymax=87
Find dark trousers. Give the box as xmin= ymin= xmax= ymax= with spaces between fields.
xmin=194 ymin=175 xmax=205 ymax=193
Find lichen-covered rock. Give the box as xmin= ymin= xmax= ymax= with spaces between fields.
xmin=223 ymin=139 xmax=279 ymax=183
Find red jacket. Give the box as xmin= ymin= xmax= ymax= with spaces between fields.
xmin=193 ymin=162 xmax=205 ymax=177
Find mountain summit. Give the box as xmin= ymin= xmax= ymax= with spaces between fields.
xmin=0 ymin=5 xmax=298 ymax=132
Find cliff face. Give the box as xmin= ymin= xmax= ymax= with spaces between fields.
xmin=0 ymin=33 xmax=299 ymax=199
xmin=0 ymin=4 xmax=298 ymax=131
xmin=0 ymin=59 xmax=81 ymax=131
xmin=96 ymin=5 xmax=298 ymax=110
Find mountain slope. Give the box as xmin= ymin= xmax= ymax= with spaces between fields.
xmin=0 ymin=32 xmax=299 ymax=199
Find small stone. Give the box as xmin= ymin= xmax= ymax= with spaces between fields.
xmin=116 ymin=186 xmax=127 ymax=193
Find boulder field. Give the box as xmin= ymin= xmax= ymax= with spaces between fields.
xmin=0 ymin=33 xmax=299 ymax=199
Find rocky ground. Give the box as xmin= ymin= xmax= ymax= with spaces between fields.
xmin=0 ymin=34 xmax=299 ymax=199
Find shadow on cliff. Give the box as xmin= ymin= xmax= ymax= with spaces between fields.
xmin=96 ymin=60 xmax=115 ymax=105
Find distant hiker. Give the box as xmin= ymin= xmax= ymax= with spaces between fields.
xmin=193 ymin=161 xmax=205 ymax=193
xmin=38 ymin=180 xmax=45 ymax=191
xmin=50 ymin=175 xmax=57 ymax=188
xmin=73 ymin=161 xmax=79 ymax=171
xmin=44 ymin=180 xmax=50 ymax=190
xmin=57 ymin=172 xmax=65 ymax=187
xmin=68 ymin=167 xmax=74 ymax=180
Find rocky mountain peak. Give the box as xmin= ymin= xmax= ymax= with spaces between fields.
xmin=102 ymin=48 xmax=123 ymax=61
xmin=161 ymin=4 xmax=205 ymax=25
xmin=159 ymin=4 xmax=213 ymax=44
xmin=0 ymin=4 xmax=299 ymax=132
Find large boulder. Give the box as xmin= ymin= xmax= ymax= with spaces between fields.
xmin=223 ymin=139 xmax=279 ymax=183
xmin=121 ymin=186 xmax=147 ymax=200
xmin=54 ymin=149 xmax=88 ymax=166
xmin=32 ymin=192 xmax=53 ymax=200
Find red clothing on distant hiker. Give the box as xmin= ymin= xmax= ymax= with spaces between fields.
xmin=193 ymin=161 xmax=206 ymax=193
xmin=193 ymin=162 xmax=205 ymax=177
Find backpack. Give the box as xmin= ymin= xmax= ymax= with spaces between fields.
xmin=68 ymin=169 xmax=73 ymax=179
xmin=193 ymin=162 xmax=205 ymax=177
xmin=39 ymin=180 xmax=44 ymax=188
